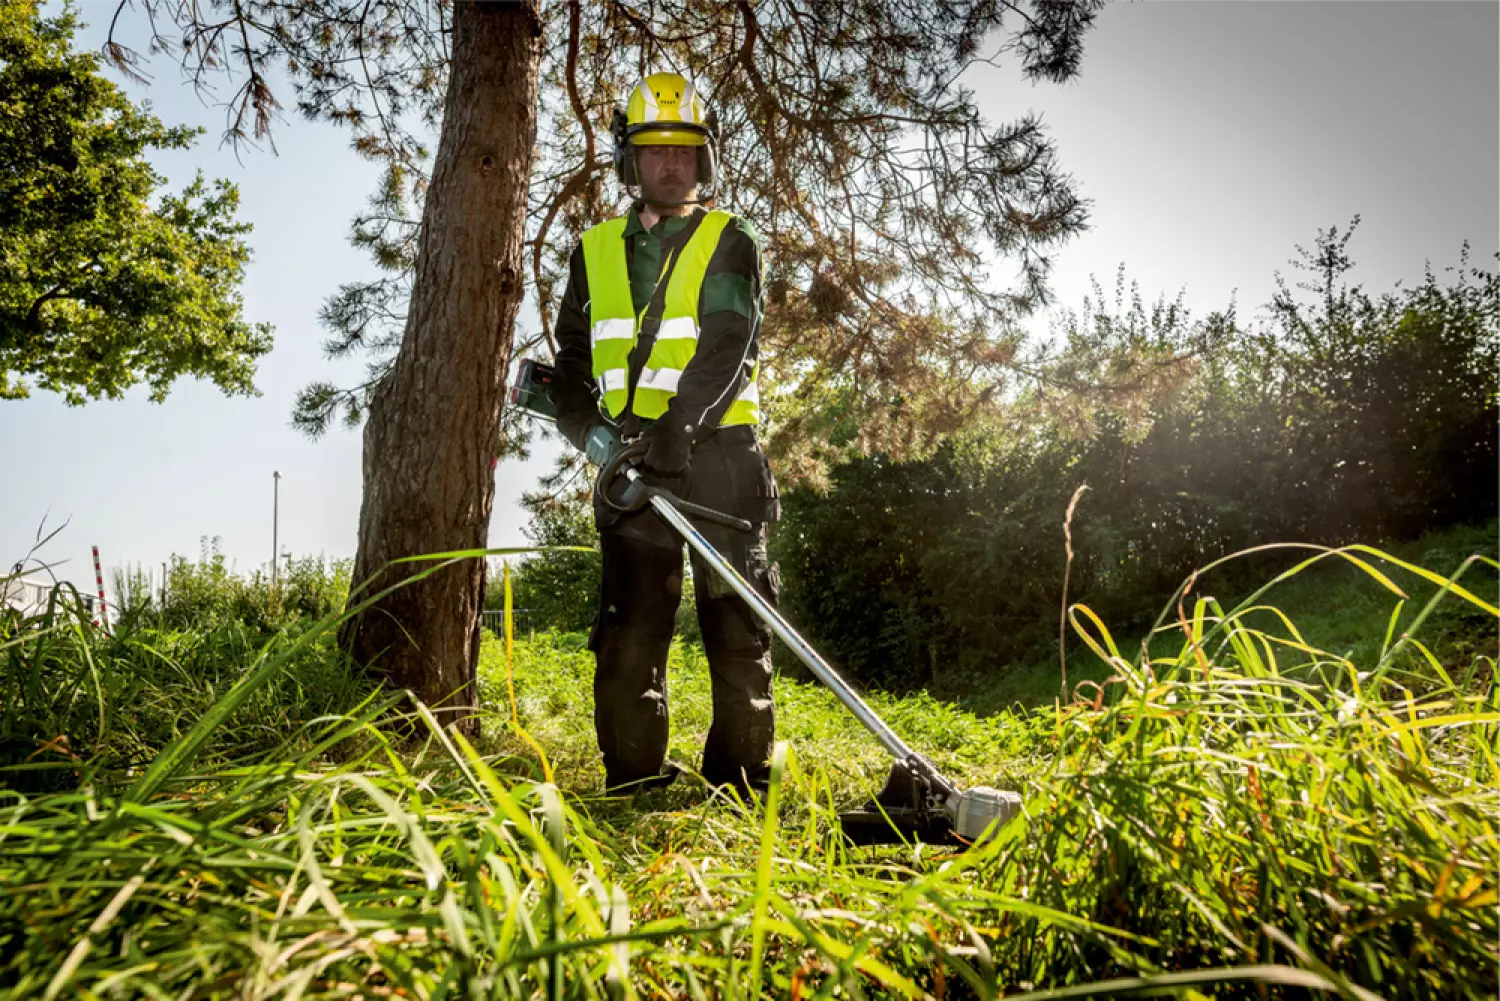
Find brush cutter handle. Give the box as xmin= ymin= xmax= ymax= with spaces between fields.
xmin=608 ymin=460 xmax=957 ymax=801
xmin=597 ymin=443 xmax=754 ymax=532
xmin=672 ymin=499 xmax=753 ymax=532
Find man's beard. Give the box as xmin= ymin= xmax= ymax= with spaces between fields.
xmin=641 ymin=175 xmax=699 ymax=211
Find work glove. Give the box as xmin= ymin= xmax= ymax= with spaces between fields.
xmin=584 ymin=422 xmax=623 ymax=468
xmin=642 ymin=415 xmax=695 ymax=480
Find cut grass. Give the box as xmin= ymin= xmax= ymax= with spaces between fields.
xmin=1 ymin=539 xmax=1496 ymax=998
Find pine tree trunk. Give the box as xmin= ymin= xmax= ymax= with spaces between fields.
xmin=342 ymin=1 xmax=541 ymax=730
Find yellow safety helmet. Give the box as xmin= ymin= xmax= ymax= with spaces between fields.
xmin=611 ymin=72 xmax=720 ymax=192
xmin=627 ymin=72 xmax=709 ymax=145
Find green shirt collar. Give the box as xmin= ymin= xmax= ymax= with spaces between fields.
xmin=622 ymin=204 xmax=706 ymax=238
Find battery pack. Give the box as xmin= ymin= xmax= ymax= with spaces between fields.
xmin=509 ymin=358 xmax=560 ymax=421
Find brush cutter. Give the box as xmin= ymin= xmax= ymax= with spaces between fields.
xmin=596 ymin=442 xmax=1022 ymax=846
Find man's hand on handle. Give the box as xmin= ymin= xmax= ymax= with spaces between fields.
xmin=642 ymin=418 xmax=694 ymax=478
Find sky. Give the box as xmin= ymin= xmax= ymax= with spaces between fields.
xmin=3 ymin=1 xmax=1497 ymax=595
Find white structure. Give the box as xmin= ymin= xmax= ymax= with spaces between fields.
xmin=1 ymin=576 xmax=97 ymax=619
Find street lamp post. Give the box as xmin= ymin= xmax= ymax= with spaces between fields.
xmin=272 ymin=471 xmax=281 ymax=587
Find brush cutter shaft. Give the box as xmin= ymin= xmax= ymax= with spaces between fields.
xmin=627 ymin=467 xmax=954 ymax=797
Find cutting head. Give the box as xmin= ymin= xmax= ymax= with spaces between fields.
xmin=946 ymin=786 xmax=1023 ymax=843
xmin=839 ymin=761 xmax=1022 ymax=847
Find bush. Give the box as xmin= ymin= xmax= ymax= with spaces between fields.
xmin=775 ymin=226 xmax=1499 ymax=689
xmin=492 ymin=497 xmax=599 ymax=634
xmin=125 ymin=538 xmax=352 ymax=633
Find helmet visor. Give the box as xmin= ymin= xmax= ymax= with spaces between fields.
xmin=629 ymin=123 xmax=708 ymax=147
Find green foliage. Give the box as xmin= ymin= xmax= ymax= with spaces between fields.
xmin=772 ymin=453 xmax=956 ymax=688
xmin=1255 ymin=220 xmax=1499 ymax=539
xmin=1 ymin=541 xmax=1495 ymax=997
xmin=776 ymin=225 xmax=1499 ymax=689
xmin=0 ymin=0 xmax=271 ymax=402
xmin=115 ymin=538 xmax=354 ymax=633
xmin=928 ymin=519 xmax=1500 ymax=715
xmin=491 ymin=495 xmax=600 ymax=634
xmin=492 ymin=488 xmax=708 ymax=642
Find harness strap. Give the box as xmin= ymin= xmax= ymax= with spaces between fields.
xmin=621 ymin=211 xmax=709 ymax=441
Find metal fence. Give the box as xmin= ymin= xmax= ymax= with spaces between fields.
xmin=480 ymin=608 xmax=543 ymax=639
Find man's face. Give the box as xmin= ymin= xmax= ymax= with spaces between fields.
xmin=636 ymin=143 xmax=698 ymax=207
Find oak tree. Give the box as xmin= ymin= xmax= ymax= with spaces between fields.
xmin=0 ymin=1 xmax=269 ymax=404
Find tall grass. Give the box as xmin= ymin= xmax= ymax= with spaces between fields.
xmin=1 ymin=547 xmax=379 ymax=805
xmin=938 ymin=519 xmax=1499 ymax=714
xmin=0 ymin=541 xmax=1495 ymax=998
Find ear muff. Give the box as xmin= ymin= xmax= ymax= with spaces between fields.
xmin=610 ymin=108 xmax=637 ymax=186
xmin=696 ymin=107 xmax=720 ymax=190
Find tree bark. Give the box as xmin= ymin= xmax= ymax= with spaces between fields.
xmin=342 ymin=1 xmax=542 ymax=730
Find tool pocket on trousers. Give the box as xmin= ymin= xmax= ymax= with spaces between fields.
xmin=734 ymin=450 xmax=780 ymax=524
xmin=704 ymin=537 xmax=767 ymax=602
xmin=761 ymin=561 xmax=781 ymax=604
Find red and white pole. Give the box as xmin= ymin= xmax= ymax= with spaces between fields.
xmin=91 ymin=545 xmax=108 ymax=630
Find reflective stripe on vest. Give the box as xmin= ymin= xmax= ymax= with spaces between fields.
xmin=580 ymin=211 xmax=761 ymax=425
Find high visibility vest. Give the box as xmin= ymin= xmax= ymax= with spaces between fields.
xmin=580 ymin=210 xmax=761 ymax=425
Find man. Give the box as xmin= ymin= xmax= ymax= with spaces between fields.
xmin=549 ymin=72 xmax=780 ymax=797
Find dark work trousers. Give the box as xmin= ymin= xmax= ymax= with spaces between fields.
xmin=590 ymin=427 xmax=781 ymax=795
